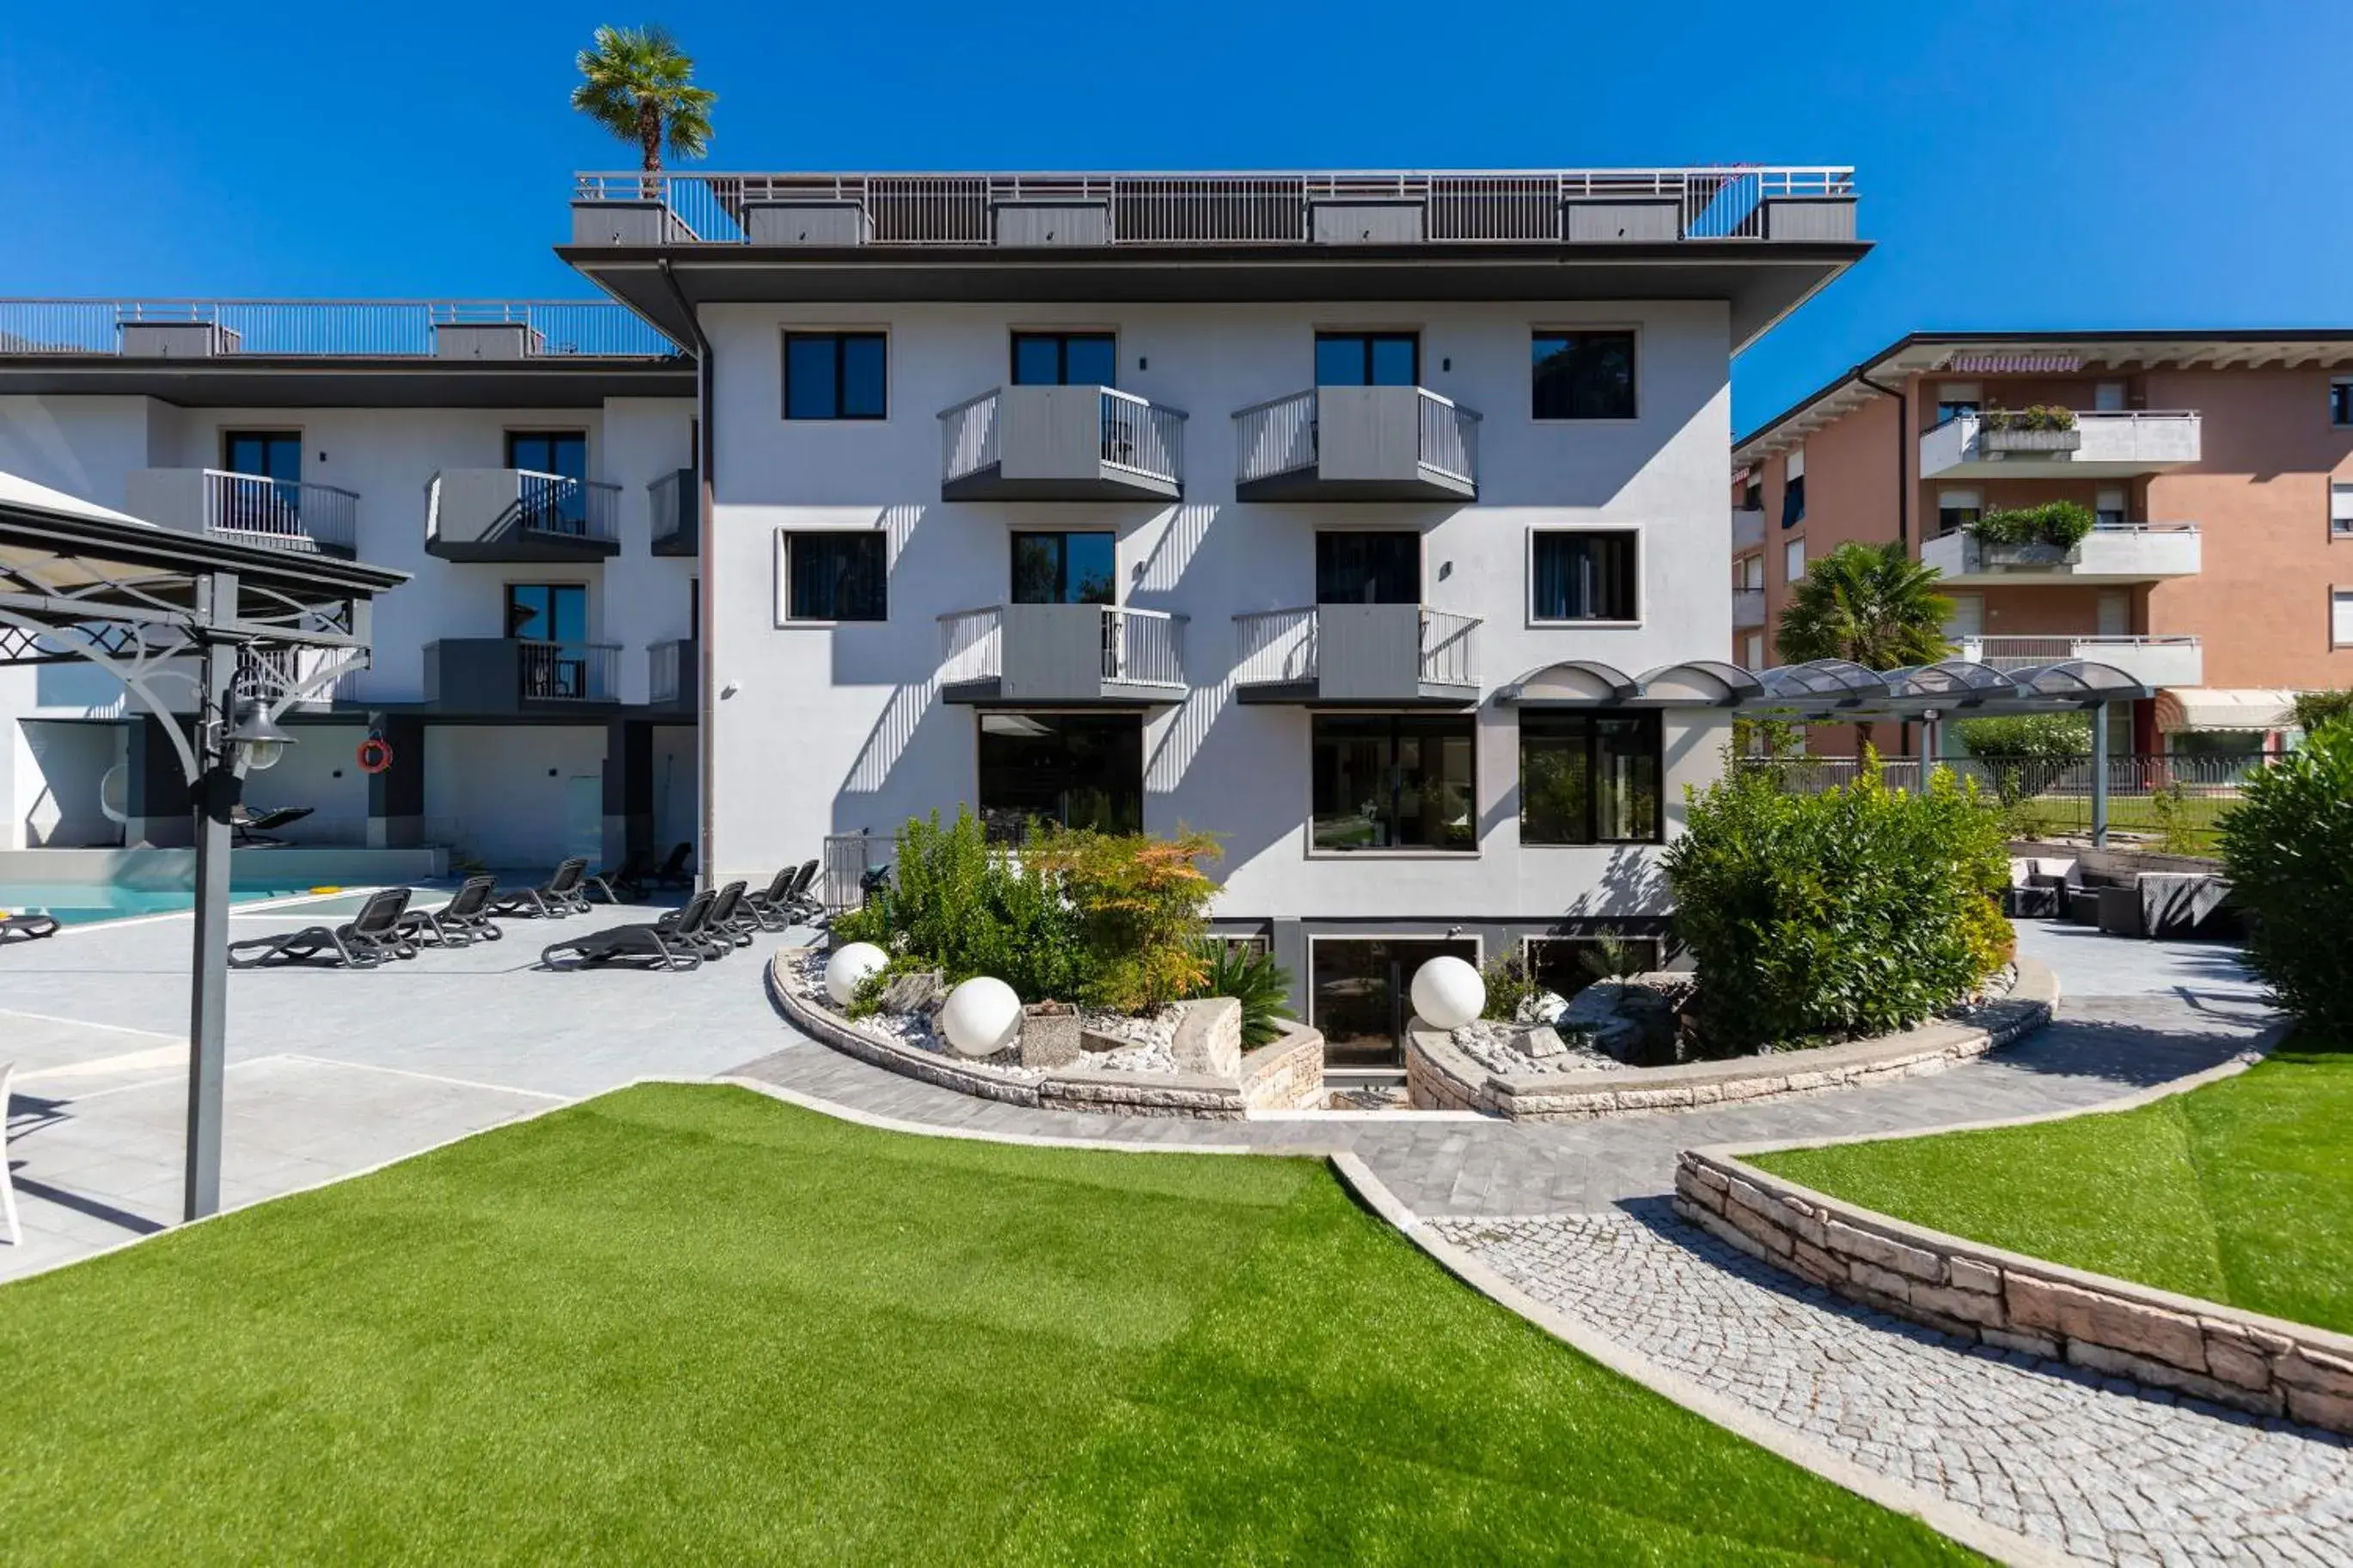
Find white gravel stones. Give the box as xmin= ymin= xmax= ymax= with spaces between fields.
xmin=1429 ymin=1210 xmax=2353 ymax=1567
xmin=1448 ymin=1018 xmax=1617 ymax=1077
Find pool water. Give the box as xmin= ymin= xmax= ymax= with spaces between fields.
xmin=0 ymin=884 xmax=316 ymax=925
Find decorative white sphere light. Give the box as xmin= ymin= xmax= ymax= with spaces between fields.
xmin=823 ymin=942 xmax=889 ymax=1006
xmin=939 ymin=976 xmax=1023 ymax=1059
xmin=1409 ymin=955 xmax=1485 ymax=1031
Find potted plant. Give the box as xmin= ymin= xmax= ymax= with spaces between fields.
xmin=1976 ymin=405 xmax=2081 ymax=454
xmin=1965 ymin=501 xmax=2096 ymax=568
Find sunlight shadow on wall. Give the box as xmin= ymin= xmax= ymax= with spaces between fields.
xmin=1132 ymin=503 xmax=1213 ymax=598
xmin=843 ymin=673 xmax=939 ymax=796
xmin=1147 ymin=675 xmax=1227 ymax=795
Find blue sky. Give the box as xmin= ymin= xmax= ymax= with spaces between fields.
xmin=6 ymin=1 xmax=2345 ymax=430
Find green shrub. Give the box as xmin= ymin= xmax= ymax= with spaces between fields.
xmin=852 ymin=808 xmax=1086 ymax=1003
xmin=1479 ymin=950 xmax=1537 ymax=1022
xmin=1967 ymin=499 xmax=2095 ymax=550
xmin=1956 ymin=712 xmax=2091 ymax=809
xmin=2291 ymin=689 xmax=2353 ymax=735
xmin=1026 ymin=826 xmax=1223 ymax=1012
xmin=1977 ymin=405 xmax=2077 ymax=433
xmin=1186 ymin=940 xmax=1295 ymax=1046
xmin=2219 ymin=724 xmax=2353 ymax=1034
xmin=1663 ymin=761 xmax=2012 ymax=1052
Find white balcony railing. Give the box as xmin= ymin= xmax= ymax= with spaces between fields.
xmin=648 ymin=638 xmax=692 ymax=704
xmin=573 ymin=168 xmax=1857 ymax=246
xmin=1231 ymin=605 xmax=1479 ymax=688
xmin=1421 ymin=607 xmax=1480 ymax=687
xmin=1924 ymin=522 xmax=2202 ymax=582
xmin=938 ymin=386 xmax=1184 ymax=490
xmin=427 ymin=469 xmax=621 ymax=547
xmin=238 ymin=645 xmax=360 ymax=708
xmin=1921 ymin=410 xmax=2203 ymax=476
xmin=0 ymin=299 xmax=682 ymax=357
xmin=1733 ymin=589 xmax=1767 ymax=628
xmin=1959 ymin=634 xmax=2203 ymax=686
xmin=1415 ymin=388 xmax=1478 ymax=483
xmin=1232 ymin=387 xmax=1480 ymax=487
xmin=199 ymin=470 xmax=358 ymax=555
xmin=936 ymin=605 xmax=1185 ymax=689
xmin=517 ymin=640 xmax=620 ymax=702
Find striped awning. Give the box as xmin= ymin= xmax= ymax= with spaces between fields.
xmin=2155 ymin=688 xmax=2295 ymax=733
xmin=1941 ymin=353 xmax=2085 ymax=374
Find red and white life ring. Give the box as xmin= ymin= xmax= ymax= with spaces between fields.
xmin=357 ymin=735 xmax=395 ymax=774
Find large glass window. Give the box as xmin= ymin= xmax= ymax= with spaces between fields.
xmin=222 ymin=430 xmax=301 ymax=483
xmin=1011 ymin=531 xmax=1116 ymax=605
xmin=1531 ymin=331 xmax=1635 ymax=419
xmin=976 ymin=713 xmax=1142 ymax=841
xmin=1316 ymin=531 xmax=1420 ymax=604
xmin=1519 ymin=711 xmax=1662 ymax=845
xmin=1525 ymin=935 xmax=1665 ymax=1004
xmin=1314 ymin=331 xmax=1419 ymax=387
xmin=1311 ymin=714 xmax=1476 ymax=853
xmin=506 ymin=430 xmax=590 ymax=531
xmin=1530 ymin=531 xmax=1637 ymax=621
xmin=1011 ymin=331 xmax=1116 ymax=387
xmin=1311 ymin=937 xmax=1479 ymax=1069
xmin=504 ymin=583 xmax=587 ymax=644
xmin=784 ymin=533 xmax=888 ymax=621
xmin=784 ymin=332 xmax=887 ymax=420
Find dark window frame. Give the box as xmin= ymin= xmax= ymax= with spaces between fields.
xmin=503 ymin=582 xmax=589 ymax=643
xmin=1530 ymin=328 xmax=1638 ymax=421
xmin=975 ymin=711 xmax=1144 ymax=843
xmin=1010 ymin=330 xmax=1118 ymax=387
xmin=1528 ymin=529 xmax=1640 ymax=624
xmin=1309 ymin=712 xmax=1479 ymax=856
xmin=1315 ymin=529 xmax=1423 ymax=606
xmin=2332 ymin=378 xmax=2353 ymax=429
xmin=1010 ymin=530 xmax=1118 ymax=607
xmin=220 ymin=430 xmax=303 ymax=482
xmin=1781 ymin=471 xmax=1806 ymax=530
xmin=783 ymin=331 xmax=889 ymax=421
xmin=1313 ymin=331 xmax=1421 ymax=387
xmin=1518 ymin=710 xmax=1665 ymax=847
xmin=781 ymin=531 xmax=889 ymax=623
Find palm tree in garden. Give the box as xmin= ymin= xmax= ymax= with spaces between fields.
xmin=571 ymin=26 xmax=715 ymax=177
xmin=1777 ymin=540 xmax=1954 ymax=752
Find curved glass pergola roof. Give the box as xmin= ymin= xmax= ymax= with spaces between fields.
xmin=1496 ymin=656 xmax=2151 ymax=718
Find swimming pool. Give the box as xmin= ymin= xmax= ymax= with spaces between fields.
xmin=0 ymin=883 xmax=318 ymax=925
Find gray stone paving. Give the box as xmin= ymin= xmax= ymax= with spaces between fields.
xmin=1429 ymin=1206 xmax=2353 ymax=1568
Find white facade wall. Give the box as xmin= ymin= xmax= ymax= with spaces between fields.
xmin=702 ymin=298 xmax=1735 ymax=920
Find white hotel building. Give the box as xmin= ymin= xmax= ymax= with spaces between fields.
xmin=0 ymin=168 xmax=1862 ymax=1064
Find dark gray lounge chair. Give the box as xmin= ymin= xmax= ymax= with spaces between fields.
xmin=742 ymin=862 xmax=816 ymax=933
xmin=541 ymin=888 xmax=716 ymax=972
xmin=645 ymin=842 xmax=694 ymax=892
xmin=229 ymin=888 xmax=415 ymax=969
xmin=397 ymin=875 xmax=501 ymax=948
xmin=0 ymin=911 xmax=60 ymax=944
xmin=658 ymin=880 xmax=749 ymax=957
xmin=490 ymin=857 xmax=591 ymax=919
xmin=230 ymin=804 xmax=315 ymax=846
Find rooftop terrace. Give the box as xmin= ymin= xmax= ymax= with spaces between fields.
xmin=0 ymin=300 xmax=681 ymax=359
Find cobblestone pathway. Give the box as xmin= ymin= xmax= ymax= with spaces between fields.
xmin=1430 ymin=1206 xmax=2353 ymax=1567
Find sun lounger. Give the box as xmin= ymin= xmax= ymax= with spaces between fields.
xmin=663 ymin=880 xmax=749 ymax=956
xmin=541 ymin=888 xmax=717 ymax=972
xmin=741 ymin=861 xmax=816 ymax=932
xmin=1 ymin=1061 xmax=19 ymax=1245
xmin=228 ymin=888 xmax=415 ymax=969
xmin=396 ymin=875 xmax=501 ymax=948
xmin=0 ymin=911 xmax=60 ymax=944
xmin=230 ymin=804 xmax=315 ymax=846
xmin=489 ymin=857 xmax=591 ymax=919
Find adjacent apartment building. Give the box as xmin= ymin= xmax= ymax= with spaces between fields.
xmin=1730 ymin=331 xmax=2353 ymax=754
xmin=1 ymin=166 xmax=1865 ymax=1065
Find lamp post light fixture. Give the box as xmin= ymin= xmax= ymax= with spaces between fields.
xmin=224 ymin=696 xmax=294 ymax=772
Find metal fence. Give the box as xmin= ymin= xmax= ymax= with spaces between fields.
xmin=647 ymin=469 xmax=693 ymax=550
xmin=1415 ymin=388 xmax=1479 ymax=482
xmin=938 ymin=607 xmax=1004 ymax=686
xmin=822 ymin=831 xmax=882 ymax=914
xmin=1233 ymin=607 xmax=1318 ymax=686
xmin=515 ymin=473 xmax=621 ymax=542
xmin=1421 ymin=608 xmax=1482 ymax=686
xmin=1100 ymin=387 xmax=1184 ymax=484
xmin=1104 ymin=607 xmax=1186 ymax=686
xmin=572 ymin=168 xmax=1855 ymax=246
xmin=1234 ymin=391 xmax=1317 ymax=485
xmin=1958 ymin=634 xmax=2200 ymax=671
xmin=516 ymin=641 xmax=620 ymax=702
xmin=202 ymin=471 xmax=359 ymax=555
xmin=0 ymin=299 xmax=681 ymax=357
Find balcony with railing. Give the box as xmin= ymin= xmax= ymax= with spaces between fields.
xmin=1733 ymin=506 xmax=1765 ymax=552
xmin=124 ymin=468 xmax=358 ymax=558
xmin=938 ymin=604 xmax=1188 ymax=705
xmin=648 ymin=638 xmax=699 ymax=709
xmin=569 ymin=168 xmax=1858 ymax=248
xmin=1957 ymin=634 xmax=2203 ymax=688
xmin=1234 ymin=387 xmax=1478 ymax=502
xmin=0 ymin=299 xmax=683 ymax=359
xmin=1733 ymin=589 xmax=1767 ymax=630
xmin=1924 ymin=523 xmax=2202 ymax=585
xmin=649 ymin=467 xmax=698 ymax=555
xmin=1920 ymin=411 xmax=2203 ymax=479
xmin=939 ymin=386 xmax=1185 ymax=502
xmin=1232 ymin=604 xmax=1481 ymax=705
xmin=425 ymin=470 xmax=621 ymax=562
xmin=424 ymin=638 xmax=622 ymax=713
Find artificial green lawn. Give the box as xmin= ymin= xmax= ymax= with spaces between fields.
xmin=1752 ymin=1046 xmax=2353 ymax=1335
xmin=0 ymin=1085 xmax=1974 ymax=1565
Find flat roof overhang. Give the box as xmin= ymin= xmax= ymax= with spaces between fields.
xmin=562 ymin=241 xmax=1871 ymax=355
xmin=0 ymin=357 xmax=694 ymax=409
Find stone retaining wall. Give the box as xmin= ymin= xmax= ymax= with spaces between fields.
xmin=767 ymin=953 xmax=1323 ymax=1119
xmin=1405 ymin=959 xmax=2055 ymax=1120
xmin=1673 ymin=1147 xmax=2353 ymax=1436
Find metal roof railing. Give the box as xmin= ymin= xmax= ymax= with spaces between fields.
xmin=572 ymin=167 xmax=1856 ymax=247
xmin=0 ymin=300 xmax=682 ymax=358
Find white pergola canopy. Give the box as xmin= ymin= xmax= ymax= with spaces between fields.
xmin=1496 ymin=656 xmax=2154 ymax=719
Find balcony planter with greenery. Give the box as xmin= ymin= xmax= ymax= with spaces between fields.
xmin=1976 ymin=405 xmax=2081 ymax=454
xmin=1965 ymin=500 xmax=2097 ymax=566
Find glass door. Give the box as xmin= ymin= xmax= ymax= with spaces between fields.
xmin=506 ymin=431 xmax=588 ymax=534
xmin=1310 ymin=937 xmax=1480 ymax=1070
xmin=220 ymin=430 xmax=303 ymax=535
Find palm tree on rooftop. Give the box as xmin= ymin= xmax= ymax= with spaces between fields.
xmin=571 ymin=25 xmax=715 ymax=182
xmin=1776 ymin=540 xmax=1955 ymax=754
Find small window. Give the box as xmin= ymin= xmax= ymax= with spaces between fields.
xmin=1934 ymin=383 xmax=1982 ymax=424
xmin=1781 ymin=448 xmax=1806 ymax=529
xmin=1314 ymin=332 xmax=1419 ymax=387
xmin=1519 ymin=711 xmax=1663 ymax=845
xmin=1740 ymin=474 xmax=1763 ymax=512
xmin=2334 ymin=589 xmax=2353 ymax=648
xmin=2333 ymin=378 xmax=2353 ymax=428
xmin=1011 ymin=331 xmax=1116 ymax=387
xmin=784 ymin=332 xmax=887 ymax=420
xmin=1011 ymin=531 xmax=1115 ymax=605
xmin=1743 ymin=631 xmax=1765 ymax=670
xmin=504 ymin=583 xmax=587 ymax=644
xmin=783 ymin=532 xmax=888 ymax=621
xmin=1936 ymin=489 xmax=1983 ymax=536
xmin=1741 ymin=554 xmax=1765 ymax=591
xmin=2096 ymin=487 xmax=2128 ymax=528
xmin=1531 ymin=330 xmax=1636 ymax=420
xmin=1530 ymin=531 xmax=1638 ymax=622
xmin=1784 ymin=538 xmax=1806 ymax=583
xmin=1311 ymin=714 xmax=1476 ymax=852
xmin=2094 ymin=381 xmax=2128 ymax=412
xmin=2332 ymin=482 xmax=2353 ymax=539
xmin=1316 ymin=531 xmax=1421 ymax=605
